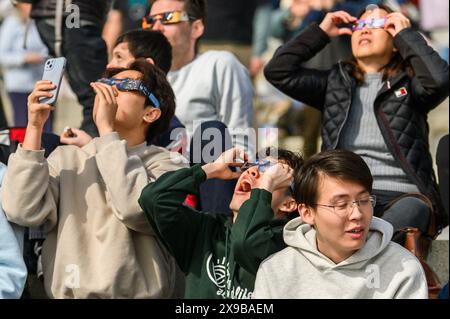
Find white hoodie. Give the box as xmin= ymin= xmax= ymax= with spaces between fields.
xmin=253 ymin=217 xmax=428 ymax=299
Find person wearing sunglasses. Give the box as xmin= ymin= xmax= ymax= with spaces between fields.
xmin=143 ymin=0 xmax=254 ymax=161
xmin=254 ymin=150 xmax=428 ymax=299
xmin=139 ymin=147 xmax=303 ymax=299
xmin=60 ymin=29 xmax=186 ymax=153
xmin=1 ymin=60 xmax=189 ymax=299
xmin=263 ymin=4 xmax=449 ymax=246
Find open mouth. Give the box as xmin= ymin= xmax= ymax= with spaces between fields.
xmin=235 ymin=179 xmax=252 ymax=194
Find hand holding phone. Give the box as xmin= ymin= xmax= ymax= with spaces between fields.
xmin=39 ymin=57 xmax=66 ymax=106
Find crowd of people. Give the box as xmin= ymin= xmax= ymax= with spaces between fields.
xmin=0 ymin=0 xmax=448 ymax=300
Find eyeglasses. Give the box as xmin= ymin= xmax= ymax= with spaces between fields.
xmin=351 ymin=18 xmax=386 ymax=31
xmin=241 ymin=159 xmax=296 ymax=194
xmin=315 ymin=195 xmax=376 ymax=217
xmin=142 ymin=11 xmax=196 ymax=29
xmin=241 ymin=159 xmax=275 ymax=173
xmin=96 ymin=78 xmax=160 ymax=108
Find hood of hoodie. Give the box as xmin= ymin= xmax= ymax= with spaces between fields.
xmin=283 ymin=216 xmax=393 ymax=270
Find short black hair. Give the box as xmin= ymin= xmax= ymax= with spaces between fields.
xmin=259 ymin=147 xmax=304 ymax=195
xmin=115 ymin=30 xmax=172 ymax=74
xmin=295 ymin=150 xmax=373 ymax=208
xmin=103 ymin=59 xmax=176 ymax=139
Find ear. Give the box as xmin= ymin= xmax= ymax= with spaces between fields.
xmin=191 ymin=19 xmax=204 ymax=41
xmin=145 ymin=57 xmax=155 ymax=65
xmin=299 ymin=204 xmax=315 ymax=226
xmin=143 ymin=107 xmax=161 ymax=124
xmin=275 ymin=197 xmax=298 ymax=219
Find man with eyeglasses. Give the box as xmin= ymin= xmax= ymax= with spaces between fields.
xmin=143 ymin=0 xmax=254 ymax=160
xmin=253 ymin=149 xmax=428 ymax=299
xmin=138 ymin=147 xmax=303 ymax=298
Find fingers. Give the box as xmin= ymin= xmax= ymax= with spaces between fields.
xmin=30 ymin=90 xmax=54 ymax=100
xmin=385 ymin=12 xmax=411 ymax=29
xmin=229 ymin=171 xmax=243 ymax=180
xmin=331 ymin=11 xmax=356 ymax=24
xmin=29 ymin=81 xmax=56 ymax=103
xmin=338 ymin=28 xmax=353 ymax=36
xmin=60 ymin=128 xmax=92 ymax=147
xmin=91 ymin=83 xmax=114 ymax=105
xmin=221 ymin=147 xmax=248 ymax=164
xmin=30 ymin=103 xmax=54 ymax=112
xmin=69 ymin=127 xmax=86 ymax=135
xmin=97 ymin=82 xmax=117 ymax=102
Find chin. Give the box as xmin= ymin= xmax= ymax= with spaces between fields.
xmin=229 ymin=194 xmax=250 ymax=212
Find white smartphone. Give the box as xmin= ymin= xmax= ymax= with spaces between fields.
xmin=39 ymin=57 xmax=67 ymax=105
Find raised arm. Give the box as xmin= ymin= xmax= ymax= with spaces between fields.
xmin=95 ymin=133 xmax=188 ymax=235
xmin=231 ymin=162 xmax=295 ymax=274
xmin=264 ymin=11 xmax=356 ymax=109
xmin=388 ymin=13 xmax=449 ymax=111
xmin=1 ymin=81 xmax=59 ymax=230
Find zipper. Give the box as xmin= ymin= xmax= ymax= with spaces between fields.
xmin=334 ymin=62 xmax=354 ymax=149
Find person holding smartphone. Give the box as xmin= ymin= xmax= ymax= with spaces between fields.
xmin=1 ymin=60 xmax=189 ymax=298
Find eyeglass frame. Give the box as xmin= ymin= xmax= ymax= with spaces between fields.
xmin=314 ymin=195 xmax=377 ymax=217
xmin=351 ymin=18 xmax=387 ymax=31
xmin=240 ymin=159 xmax=296 ymax=195
xmin=142 ymin=10 xmax=197 ymax=29
xmin=96 ymin=77 xmax=160 ymax=109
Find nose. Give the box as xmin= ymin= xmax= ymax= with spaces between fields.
xmin=245 ymin=166 xmax=260 ymax=178
xmin=348 ymin=202 xmax=363 ymax=220
xmin=361 ymin=26 xmax=370 ymax=34
xmin=152 ymin=20 xmax=164 ymax=31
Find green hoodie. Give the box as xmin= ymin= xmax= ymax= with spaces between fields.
xmin=138 ymin=164 xmax=291 ymax=299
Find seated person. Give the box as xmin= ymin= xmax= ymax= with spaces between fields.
xmin=1 ymin=60 xmax=188 ymax=298
xmin=61 ymin=29 xmax=185 ymax=151
xmin=263 ymin=5 xmax=449 ymax=239
xmin=0 ymin=162 xmax=27 ymax=299
xmin=138 ymin=147 xmax=303 ymax=298
xmin=253 ymin=149 xmax=428 ymax=299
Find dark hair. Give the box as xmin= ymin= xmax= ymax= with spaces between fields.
xmin=152 ymin=0 xmax=207 ymax=52
xmin=347 ymin=4 xmax=414 ymax=85
xmin=103 ymin=59 xmax=176 ymax=139
xmin=295 ymin=150 xmax=373 ymax=208
xmin=259 ymin=147 xmax=304 ymax=196
xmin=115 ymin=30 xmax=172 ymax=74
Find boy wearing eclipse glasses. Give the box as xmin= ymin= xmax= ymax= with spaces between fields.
xmin=138 ymin=147 xmax=304 ymax=299
xmin=1 ymin=60 xmax=189 ymax=298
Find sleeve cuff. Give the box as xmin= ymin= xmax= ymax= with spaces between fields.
xmin=16 ymin=144 xmax=46 ymax=162
xmin=94 ymin=132 xmax=121 ymax=152
xmin=192 ymin=164 xmax=208 ymax=185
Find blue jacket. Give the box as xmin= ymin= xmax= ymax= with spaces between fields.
xmin=0 ymin=163 xmax=27 ymax=299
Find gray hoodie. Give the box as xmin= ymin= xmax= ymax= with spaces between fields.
xmin=253 ymin=217 xmax=428 ymax=299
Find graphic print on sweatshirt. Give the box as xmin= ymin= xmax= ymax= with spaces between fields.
xmin=206 ymin=254 xmax=252 ymax=299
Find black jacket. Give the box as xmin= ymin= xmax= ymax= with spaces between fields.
xmin=18 ymin=0 xmax=110 ymax=24
xmin=264 ymin=23 xmax=449 ymax=230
